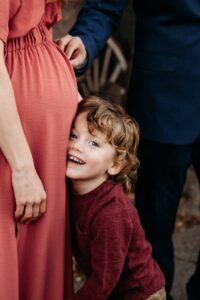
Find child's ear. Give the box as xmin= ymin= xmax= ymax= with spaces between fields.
xmin=107 ymin=160 xmax=124 ymax=176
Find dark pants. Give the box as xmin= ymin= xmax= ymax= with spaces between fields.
xmin=135 ymin=138 xmax=200 ymax=300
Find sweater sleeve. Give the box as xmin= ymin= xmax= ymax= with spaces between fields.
xmin=74 ymin=201 xmax=133 ymax=300
xmin=70 ymin=0 xmax=127 ymax=74
xmin=0 ymin=0 xmax=10 ymax=42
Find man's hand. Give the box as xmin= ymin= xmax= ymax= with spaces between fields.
xmin=57 ymin=34 xmax=87 ymax=69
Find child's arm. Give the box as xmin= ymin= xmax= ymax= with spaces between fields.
xmin=74 ymin=202 xmax=133 ymax=300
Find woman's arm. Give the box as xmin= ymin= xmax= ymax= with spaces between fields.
xmin=0 ymin=40 xmax=46 ymax=223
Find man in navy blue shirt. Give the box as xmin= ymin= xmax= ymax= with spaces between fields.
xmin=60 ymin=1 xmax=200 ymax=299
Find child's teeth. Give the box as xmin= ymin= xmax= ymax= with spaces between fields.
xmin=69 ymin=155 xmax=85 ymax=165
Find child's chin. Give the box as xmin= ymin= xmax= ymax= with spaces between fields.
xmin=66 ymin=170 xmax=72 ymax=178
xmin=66 ymin=170 xmax=77 ymax=179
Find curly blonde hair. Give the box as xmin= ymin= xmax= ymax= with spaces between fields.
xmin=77 ymin=96 xmax=140 ymax=193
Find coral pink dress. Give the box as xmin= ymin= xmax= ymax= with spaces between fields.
xmin=0 ymin=1 xmax=77 ymax=299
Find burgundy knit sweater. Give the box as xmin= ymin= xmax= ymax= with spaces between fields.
xmin=71 ymin=181 xmax=165 ymax=300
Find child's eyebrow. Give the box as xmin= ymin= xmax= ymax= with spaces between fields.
xmin=92 ymin=134 xmax=105 ymax=143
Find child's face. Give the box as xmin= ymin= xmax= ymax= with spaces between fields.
xmin=66 ymin=112 xmax=119 ymax=192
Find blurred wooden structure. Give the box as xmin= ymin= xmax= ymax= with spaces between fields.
xmin=77 ymin=37 xmax=128 ymax=105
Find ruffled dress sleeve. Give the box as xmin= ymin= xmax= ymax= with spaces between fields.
xmin=0 ymin=0 xmax=10 ymax=42
xmin=43 ymin=2 xmax=61 ymax=29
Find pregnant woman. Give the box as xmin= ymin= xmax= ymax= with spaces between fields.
xmin=0 ymin=1 xmax=82 ymax=299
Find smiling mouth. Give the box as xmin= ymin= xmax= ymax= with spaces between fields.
xmin=68 ymin=155 xmax=86 ymax=165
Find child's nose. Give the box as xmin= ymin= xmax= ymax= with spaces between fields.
xmin=72 ymin=139 xmax=84 ymax=152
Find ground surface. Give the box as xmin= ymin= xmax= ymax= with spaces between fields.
xmin=171 ymin=167 xmax=200 ymax=300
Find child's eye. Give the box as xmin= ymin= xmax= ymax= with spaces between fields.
xmin=89 ymin=140 xmax=100 ymax=147
xmin=70 ymin=132 xmax=77 ymax=140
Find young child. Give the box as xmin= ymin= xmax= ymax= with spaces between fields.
xmin=66 ymin=96 xmax=166 ymax=300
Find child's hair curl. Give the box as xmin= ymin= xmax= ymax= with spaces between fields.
xmin=77 ymin=96 xmax=140 ymax=193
